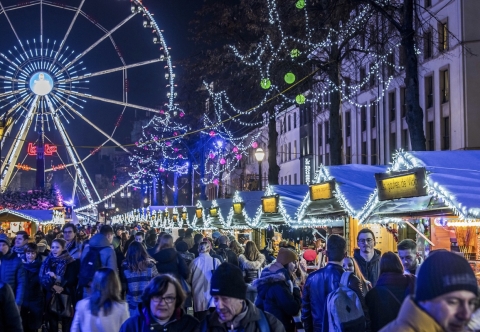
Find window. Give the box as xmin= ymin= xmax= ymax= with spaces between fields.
xmin=442 ymin=117 xmax=450 ymax=150
xmin=427 ymin=121 xmax=434 ymax=151
xmin=438 ymin=20 xmax=448 ymax=51
xmin=403 ymin=129 xmax=409 ymax=150
xmin=288 ymin=142 xmax=292 ymax=160
xmin=387 ymin=52 xmax=395 ymax=77
xmin=325 ymin=153 xmax=330 ymax=166
xmin=425 ymin=0 xmax=432 ymax=8
xmin=344 ymin=77 xmax=351 ymax=97
xmin=346 ymin=146 xmax=351 ymax=164
xmin=281 ymin=177 xmax=283 ymax=185
xmin=426 ymin=76 xmax=434 ymax=108
xmin=361 ymin=142 xmax=367 ymax=164
xmin=280 ymin=145 xmax=284 ymax=163
xmin=294 ymin=173 xmax=297 ymax=185
xmin=440 ymin=69 xmax=449 ymax=103
xmin=399 ymin=45 xmax=406 ymax=67
xmin=288 ymin=175 xmax=292 ymax=185
xmin=361 ymin=105 xmax=367 ymax=132
xmin=401 ymin=87 xmax=407 ymax=118
xmin=390 ymin=132 xmax=397 ymax=156
xmin=371 ymin=103 xmax=377 ymax=129
xmin=360 ymin=66 xmax=367 ymax=91
xmin=389 ymin=91 xmax=396 ymax=122
xmin=424 ymin=30 xmax=433 ymax=59
xmin=293 ymin=140 xmax=297 ymax=159
xmin=325 ymin=121 xmax=330 ymax=142
xmin=293 ymin=113 xmax=297 ymax=129
xmin=288 ymin=115 xmax=291 ymax=131
xmin=369 ymin=63 xmax=376 ymax=87
xmin=345 ymin=111 xmax=351 ymax=137
xmin=318 ymin=124 xmax=323 ymax=146
xmin=371 ymin=139 xmax=377 ymax=165
xmin=283 ymin=118 xmax=286 ymax=133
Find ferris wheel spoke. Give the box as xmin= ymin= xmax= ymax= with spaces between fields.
xmin=0 ymin=75 xmax=26 ymax=83
xmin=56 ymin=88 xmax=161 ymax=113
xmin=57 ymin=12 xmax=138 ymax=75
xmin=0 ymin=94 xmax=31 ymax=121
xmin=0 ymin=96 xmax=38 ymax=192
xmin=0 ymin=88 xmax=27 ymax=98
xmin=0 ymin=2 xmax=27 ymax=55
xmin=57 ymin=58 xmax=164 ymax=84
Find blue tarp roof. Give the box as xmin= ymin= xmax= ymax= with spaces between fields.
xmin=268 ymin=185 xmax=309 ymax=222
xmin=237 ymin=191 xmax=264 ymax=219
xmin=0 ymin=209 xmax=56 ymax=223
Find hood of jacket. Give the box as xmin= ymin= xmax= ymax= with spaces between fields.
xmin=239 ymin=253 xmax=265 ymax=270
xmin=152 ymin=247 xmax=177 ymax=264
xmin=88 ymin=233 xmax=111 ymax=248
xmin=353 ymin=248 xmax=381 ymax=263
xmin=253 ymin=265 xmax=289 ymax=289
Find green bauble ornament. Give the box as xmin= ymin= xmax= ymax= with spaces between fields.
xmin=284 ymin=72 xmax=296 ymax=84
xmin=291 ymin=49 xmax=300 ymax=58
xmin=296 ymin=0 xmax=305 ymax=9
xmin=260 ymin=78 xmax=271 ymax=89
xmin=296 ymin=94 xmax=306 ymax=104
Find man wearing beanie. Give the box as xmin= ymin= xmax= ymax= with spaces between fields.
xmin=201 ymin=262 xmax=285 ymax=331
xmin=380 ymin=250 xmax=478 ymax=332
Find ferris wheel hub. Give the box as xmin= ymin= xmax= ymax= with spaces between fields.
xmin=29 ymin=71 xmax=54 ymax=96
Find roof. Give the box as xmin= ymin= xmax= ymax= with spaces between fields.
xmin=0 ymin=209 xmax=63 ymax=223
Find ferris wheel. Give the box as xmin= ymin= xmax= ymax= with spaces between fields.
xmin=0 ymin=0 xmax=177 ymax=211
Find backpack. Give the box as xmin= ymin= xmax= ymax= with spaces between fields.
xmin=326 ymin=271 xmax=365 ymax=332
xmin=78 ymin=247 xmax=102 ymax=287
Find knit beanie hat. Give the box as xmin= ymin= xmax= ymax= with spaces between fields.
xmin=0 ymin=234 xmax=10 ymax=246
xmin=276 ymin=247 xmax=298 ymax=266
xmin=175 ymin=241 xmax=189 ymax=253
xmin=211 ymin=262 xmax=247 ymax=300
xmin=416 ymin=250 xmax=478 ymax=302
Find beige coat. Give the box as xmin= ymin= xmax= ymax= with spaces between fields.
xmin=188 ymin=252 xmax=221 ymax=312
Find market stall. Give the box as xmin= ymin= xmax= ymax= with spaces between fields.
xmin=0 ymin=208 xmax=64 ymax=237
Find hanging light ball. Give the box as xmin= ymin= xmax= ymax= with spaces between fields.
xmin=213 ymin=179 xmax=219 ymax=185
xmin=179 ymin=112 xmax=185 ymax=117
xmin=178 ymin=154 xmax=183 ymax=158
xmin=160 ymin=110 xmax=165 ymax=114
xmin=232 ymin=146 xmax=239 ymax=153
xmin=296 ymin=94 xmax=306 ymax=104
xmin=296 ymin=0 xmax=305 ymax=9
xmin=209 ymin=130 xmax=215 ymax=137
xmin=153 ymin=136 xmax=158 ymax=141
xmin=236 ymin=154 xmax=242 ymax=160
xmin=291 ymin=49 xmax=301 ymax=58
xmin=284 ymin=72 xmax=296 ymax=84
xmin=220 ymin=158 xmax=226 ymax=165
xmin=173 ymin=131 xmax=178 ymax=136
xmin=252 ymin=142 xmax=258 ymax=149
xmin=174 ymin=147 xmax=179 ymax=152
xmin=159 ymin=167 xmax=165 ymax=172
xmin=165 ymin=141 xmax=172 ymax=146
xmin=260 ymin=78 xmax=271 ymax=89
xmin=135 ymin=142 xmax=139 ymax=146
xmin=209 ymin=152 xmax=215 ymax=159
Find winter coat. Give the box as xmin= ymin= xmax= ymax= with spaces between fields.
xmin=354 ymin=248 xmax=381 ymax=287
xmin=253 ymin=262 xmax=301 ymax=331
xmin=301 ymin=262 xmax=366 ymax=332
xmin=120 ymin=305 xmax=199 ymax=332
xmin=22 ymin=256 xmax=44 ymax=331
xmin=238 ymin=253 xmax=266 ymax=283
xmin=178 ymin=251 xmax=195 ymax=266
xmin=0 ymin=282 xmax=22 ymax=332
xmin=152 ymin=247 xmax=189 ymax=280
xmin=121 ymin=261 xmax=159 ymax=312
xmin=71 ymin=298 xmax=129 ymax=332
xmin=366 ymin=272 xmax=416 ymax=332
xmin=216 ymin=244 xmax=239 ymax=266
xmin=66 ymin=239 xmax=83 ymax=260
xmin=201 ymin=299 xmax=286 ymax=332
xmin=81 ymin=234 xmax=117 ymax=272
xmin=189 ymin=243 xmax=199 ymax=258
xmin=379 ymin=296 xmax=443 ymax=332
xmin=183 ymin=236 xmax=195 ymax=249
xmin=188 ymin=252 xmax=221 ymax=312
xmin=0 ymin=250 xmax=25 ymax=306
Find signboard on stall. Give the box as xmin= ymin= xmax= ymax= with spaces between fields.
xmin=375 ymin=167 xmax=427 ymax=201
xmin=309 ymin=180 xmax=334 ymax=201
xmin=262 ymin=195 xmax=279 ymax=214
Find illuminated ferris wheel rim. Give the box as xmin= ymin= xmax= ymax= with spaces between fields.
xmin=0 ymin=0 xmax=178 ymax=211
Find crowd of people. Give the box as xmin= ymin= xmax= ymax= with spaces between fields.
xmin=0 ymin=223 xmax=480 ymax=332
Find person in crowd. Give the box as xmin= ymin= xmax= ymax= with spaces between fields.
xmin=120 ymin=274 xmax=199 ymax=331
xmin=151 ymin=234 xmax=189 ymax=280
xmin=366 ymin=251 xmax=415 ymax=332
xmin=121 ymin=241 xmax=159 ymax=316
xmin=381 ymin=250 xmax=478 ymax=332
xmin=397 ymin=239 xmax=421 ymax=275
xmin=77 ymin=228 xmax=88 ymax=243
xmin=72 ymin=268 xmax=129 ymax=332
xmin=183 ymin=228 xmax=195 ymax=249
xmin=254 ymin=247 xmax=301 ymax=331
xmin=216 ymin=235 xmax=239 ymax=266
xmin=202 ymin=262 xmax=285 ymax=332
xmin=302 ymin=234 xmax=367 ymax=332
xmin=123 ymin=234 xmax=135 ymax=256
xmin=46 ymin=229 xmax=55 ymax=246
xmin=189 ymin=240 xmax=222 ymax=321
xmin=35 ymin=231 xmax=46 ymax=244
xmin=0 ymin=233 xmax=25 ymax=307
xmin=12 ymin=230 xmax=29 ymax=261
xmin=40 ymin=238 xmax=79 ymax=332
xmin=21 ymin=243 xmax=44 ymax=332
xmin=176 ymin=240 xmax=195 ymax=266
xmin=62 ymin=223 xmax=83 ymax=260
xmin=344 ymin=255 xmax=372 ymax=296
xmin=354 ymin=228 xmax=381 ymax=286
xmin=135 ymin=231 xmax=145 ymax=244
xmin=189 ymin=233 xmax=204 ymax=258
xmin=260 ymin=245 xmax=276 ymax=265
xmin=145 ymin=233 xmax=157 ymax=250
xmin=238 ymin=240 xmax=265 ymax=303
xmin=229 ymin=239 xmax=245 ymax=257
xmin=37 ymin=238 xmax=50 ymax=260
xmin=212 ymin=231 xmax=221 ymax=249
xmin=0 ymin=282 xmax=22 ymax=332
xmin=80 ymin=224 xmax=117 ymax=289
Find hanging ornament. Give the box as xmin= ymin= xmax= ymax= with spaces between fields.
xmin=209 ymin=152 xmax=215 ymax=159
xmin=252 ymin=142 xmax=258 ymax=149
xmin=236 ymin=154 xmax=242 ymax=160
xmin=165 ymin=141 xmax=172 ymax=146
xmin=153 ymin=136 xmax=158 ymax=141
xmin=260 ymin=78 xmax=271 ymax=89
xmin=213 ymin=179 xmax=219 ymax=185
xmin=296 ymin=0 xmax=305 ymax=9
xmin=135 ymin=142 xmax=139 ymax=146
xmin=284 ymin=72 xmax=296 ymax=84
xmin=178 ymin=154 xmax=183 ymax=158
xmin=209 ymin=130 xmax=216 ymax=137
xmin=232 ymin=146 xmax=239 ymax=153
xmin=220 ymin=158 xmax=226 ymax=165
xmin=291 ymin=49 xmax=300 ymax=58
xmin=174 ymin=147 xmax=179 ymax=152
xmin=160 ymin=110 xmax=165 ymax=114
xmin=159 ymin=167 xmax=165 ymax=172
xmin=296 ymin=94 xmax=306 ymax=104
xmin=179 ymin=112 xmax=185 ymax=117
xmin=173 ymin=132 xmax=178 ymax=136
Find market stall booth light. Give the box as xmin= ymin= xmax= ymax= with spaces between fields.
xmin=111 ymin=206 xmax=192 ymax=230
xmin=0 ymin=209 xmax=64 ymax=237
xmin=194 ymin=199 xmax=231 ymax=232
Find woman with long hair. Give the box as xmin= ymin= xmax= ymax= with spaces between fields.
xmin=39 ymin=238 xmax=79 ymax=332
xmin=238 ymin=241 xmax=265 ymax=283
xmin=71 ymin=268 xmax=129 ymax=332
xmin=366 ymin=251 xmax=416 ymax=332
xmin=151 ymin=234 xmax=189 ymax=281
xmin=229 ymin=239 xmax=244 ymax=257
xmin=121 ymin=242 xmax=159 ymax=317
xmin=343 ymin=256 xmax=372 ymax=296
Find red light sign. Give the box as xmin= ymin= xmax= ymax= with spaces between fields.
xmin=27 ymin=143 xmax=58 ymax=156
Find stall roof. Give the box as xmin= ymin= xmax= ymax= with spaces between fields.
xmin=360 ymin=151 xmax=480 ymax=223
xmin=224 ymin=191 xmax=265 ymax=229
xmin=0 ymin=209 xmax=62 ymax=223
xmin=194 ymin=199 xmax=232 ymax=229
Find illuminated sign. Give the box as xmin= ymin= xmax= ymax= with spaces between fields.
xmin=27 ymin=143 xmax=57 ymax=156
xmin=29 ymin=72 xmax=54 ymax=96
xmin=195 ymin=208 xmax=203 ymax=219
xmin=375 ymin=167 xmax=427 ymax=201
xmin=233 ymin=202 xmax=244 ymax=215
xmin=209 ymin=207 xmax=218 ymax=218
xmin=262 ymin=195 xmax=279 ymax=214
xmin=310 ymin=180 xmax=334 ymax=201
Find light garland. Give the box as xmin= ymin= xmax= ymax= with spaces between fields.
xmin=0 ymin=208 xmax=64 ymax=224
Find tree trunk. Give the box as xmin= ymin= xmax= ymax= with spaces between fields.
xmin=173 ymin=172 xmax=179 ymax=206
xmin=403 ymin=0 xmax=426 ymax=151
xmin=268 ymin=107 xmax=280 ymax=185
xmin=328 ymin=59 xmax=343 ymax=165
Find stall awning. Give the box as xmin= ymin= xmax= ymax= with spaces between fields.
xmin=0 ymin=209 xmax=63 ymax=223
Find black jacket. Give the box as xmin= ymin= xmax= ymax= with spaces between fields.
xmin=0 ymin=283 xmax=22 ymax=332
xmin=0 ymin=250 xmax=25 ymax=306
xmin=354 ymin=248 xmax=381 ymax=287
xmin=301 ymin=262 xmax=367 ymax=332
xmin=152 ymin=247 xmax=189 ymax=280
xmin=216 ymin=244 xmax=239 ymax=266
xmin=366 ymin=272 xmax=416 ymax=332
xmin=189 ymin=243 xmax=199 ymax=258
xmin=22 ymin=256 xmax=44 ymax=331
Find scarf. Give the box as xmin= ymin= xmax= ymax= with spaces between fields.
xmin=24 ymin=256 xmax=42 ymax=273
xmin=12 ymin=245 xmax=26 ymax=256
xmin=40 ymin=250 xmax=75 ymax=289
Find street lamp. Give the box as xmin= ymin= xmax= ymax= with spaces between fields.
xmin=255 ymin=148 xmax=265 ymax=191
